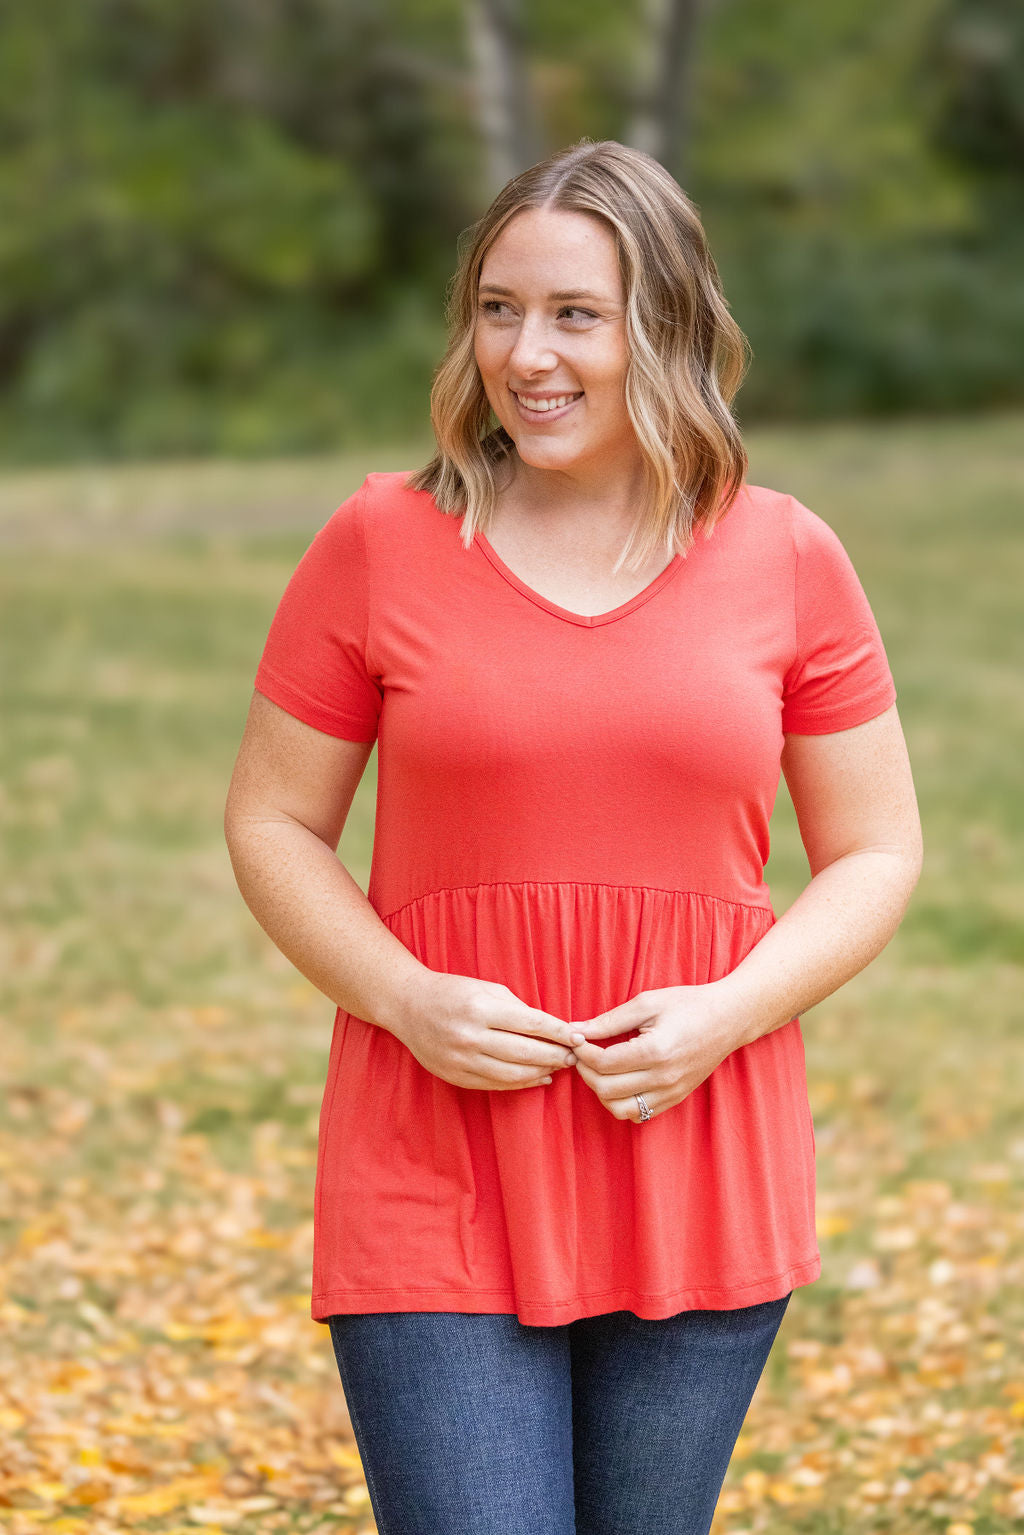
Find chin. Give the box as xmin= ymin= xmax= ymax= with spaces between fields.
xmin=523 ymin=442 xmax=584 ymax=465
xmin=517 ymin=446 xmax=569 ymax=469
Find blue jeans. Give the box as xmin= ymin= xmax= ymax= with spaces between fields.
xmin=327 ymin=1292 xmax=791 ymax=1535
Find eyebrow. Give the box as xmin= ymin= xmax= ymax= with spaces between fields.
xmin=478 ymin=284 xmax=609 ymax=303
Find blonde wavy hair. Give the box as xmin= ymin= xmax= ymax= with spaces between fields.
xmin=405 ymin=138 xmax=751 ymax=572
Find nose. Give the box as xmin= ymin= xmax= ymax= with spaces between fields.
xmin=507 ymin=312 xmax=559 ymax=377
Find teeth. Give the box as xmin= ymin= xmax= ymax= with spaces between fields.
xmin=514 ymin=392 xmax=580 ymax=412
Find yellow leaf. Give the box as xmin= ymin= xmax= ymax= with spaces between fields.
xmin=245 ymin=1228 xmax=289 ymax=1249
xmin=114 ymin=1477 xmax=217 ymax=1518
xmin=187 ymin=1506 xmax=242 ymax=1528
xmin=18 ymin=1222 xmax=60 ymax=1251
xmin=342 ymin=1485 xmax=373 ymax=1512
xmin=816 ymin=1213 xmax=851 ymax=1238
xmin=326 ymin=1444 xmax=365 ymax=1470
xmin=741 ymin=1469 xmax=768 ymax=1503
xmin=0 ymin=1407 xmax=25 ymax=1430
xmin=101 ymin=1414 xmax=153 ymax=1434
xmin=193 ymin=1005 xmax=229 ymax=1027
xmin=70 ymin=1479 xmax=109 ymax=1506
xmin=27 ymin=1481 xmax=68 ymax=1502
xmin=200 ymin=1317 xmax=255 ymax=1343
xmin=77 ymin=1447 xmax=102 ymax=1466
xmin=115 ymin=1488 xmax=187 ymax=1517
xmin=163 ymin=1321 xmax=202 ymax=1341
xmin=716 ymin=1489 xmax=746 ymax=1514
xmin=49 ymin=1362 xmax=95 ymax=1390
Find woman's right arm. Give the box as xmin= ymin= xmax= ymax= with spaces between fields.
xmin=223 ymin=691 xmax=577 ymax=1089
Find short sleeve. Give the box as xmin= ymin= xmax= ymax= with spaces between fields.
xmin=781 ymin=498 xmax=897 ymax=734
xmin=253 ymin=478 xmax=382 ymax=742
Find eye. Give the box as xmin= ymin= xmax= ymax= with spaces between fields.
xmin=477 ymin=300 xmax=598 ymax=323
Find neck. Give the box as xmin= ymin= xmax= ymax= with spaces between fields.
xmin=504 ymin=453 xmax=648 ymax=539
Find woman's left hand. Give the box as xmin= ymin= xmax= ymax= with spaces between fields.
xmin=568 ymin=982 xmax=747 ymax=1123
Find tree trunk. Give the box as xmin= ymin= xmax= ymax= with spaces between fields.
xmin=627 ymin=0 xmax=702 ymax=184
xmin=466 ymin=0 xmax=543 ymax=199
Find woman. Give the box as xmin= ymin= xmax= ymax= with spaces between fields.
xmin=224 ymin=139 xmax=922 ymax=1535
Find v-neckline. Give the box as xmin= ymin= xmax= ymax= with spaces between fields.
xmin=473 ymin=530 xmax=685 ymax=629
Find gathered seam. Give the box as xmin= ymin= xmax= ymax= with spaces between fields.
xmin=379 ymin=878 xmax=776 ymax=926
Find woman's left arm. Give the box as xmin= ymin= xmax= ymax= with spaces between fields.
xmin=713 ymin=701 xmax=922 ymax=1046
xmin=570 ymin=704 xmax=923 ymax=1118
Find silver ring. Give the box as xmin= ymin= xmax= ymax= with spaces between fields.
xmin=635 ymin=1093 xmax=653 ymax=1121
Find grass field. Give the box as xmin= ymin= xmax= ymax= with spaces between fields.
xmin=2 ymin=412 xmax=1023 ymax=1533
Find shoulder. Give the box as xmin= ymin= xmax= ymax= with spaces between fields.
xmin=722 ymin=484 xmax=852 ymax=569
xmin=700 ymin=482 xmax=797 ymax=573
xmin=731 ymin=483 xmax=828 ymax=539
xmin=326 ymin=471 xmax=467 ymax=585
xmin=344 ymin=469 xmax=457 ymax=550
xmin=360 ymin=469 xmax=441 ymax=523
xmin=311 ymin=470 xmax=443 ymax=550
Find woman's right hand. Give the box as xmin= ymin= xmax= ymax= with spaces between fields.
xmin=389 ymin=971 xmax=578 ymax=1091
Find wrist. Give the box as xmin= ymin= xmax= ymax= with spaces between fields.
xmin=709 ymin=969 xmax=780 ymax=1052
xmin=373 ymin=960 xmax=441 ymax=1041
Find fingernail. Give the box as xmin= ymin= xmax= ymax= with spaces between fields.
xmin=564 ymin=1052 xmax=576 ymax=1066
xmin=542 ymin=1076 xmax=553 ymax=1085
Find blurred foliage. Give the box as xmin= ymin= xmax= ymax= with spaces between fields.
xmin=0 ymin=0 xmax=1021 ymax=463
xmin=698 ymin=0 xmax=1024 ymax=416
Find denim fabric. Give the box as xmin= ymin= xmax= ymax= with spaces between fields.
xmin=327 ymin=1292 xmax=791 ymax=1535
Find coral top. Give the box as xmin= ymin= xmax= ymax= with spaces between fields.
xmin=253 ymin=470 xmax=897 ymax=1326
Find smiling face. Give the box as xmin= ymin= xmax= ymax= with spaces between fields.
xmin=473 ymin=206 xmax=642 ymax=492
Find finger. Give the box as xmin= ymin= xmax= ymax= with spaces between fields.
xmin=573 ymin=1058 xmax=659 ymax=1101
xmin=570 ymin=1032 xmax=660 ymax=1075
xmin=495 ymin=1005 xmax=577 ymax=1048
xmin=470 ymin=1054 xmax=567 ymax=1086
xmin=458 ymin=1067 xmax=557 ymax=1091
xmin=475 ymin=1030 xmax=577 ymax=1072
xmin=604 ymin=1088 xmax=662 ymax=1123
xmin=570 ymin=994 xmax=657 ymax=1040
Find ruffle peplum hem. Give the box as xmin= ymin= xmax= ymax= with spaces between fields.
xmin=311 ymin=882 xmax=821 ymax=1327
